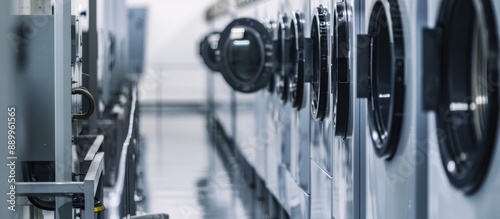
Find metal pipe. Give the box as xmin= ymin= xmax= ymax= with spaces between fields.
xmin=54 ymin=0 xmax=73 ymax=217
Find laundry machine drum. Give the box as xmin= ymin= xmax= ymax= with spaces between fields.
xmin=199 ymin=31 xmax=221 ymax=72
xmin=311 ymin=5 xmax=330 ymax=121
xmin=357 ymin=0 xmax=406 ymax=159
xmin=218 ymin=18 xmax=274 ymax=93
xmin=423 ymin=0 xmax=499 ymax=193
xmin=289 ymin=11 xmax=306 ymax=109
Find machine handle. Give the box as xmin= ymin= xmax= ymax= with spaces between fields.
xmin=72 ymin=87 xmax=95 ymax=120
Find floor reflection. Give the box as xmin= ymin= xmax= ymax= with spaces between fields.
xmin=137 ymin=108 xmax=260 ymax=219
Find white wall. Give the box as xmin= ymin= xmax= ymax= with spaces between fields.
xmin=127 ymin=0 xmax=216 ymax=104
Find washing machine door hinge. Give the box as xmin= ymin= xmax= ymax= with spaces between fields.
xmin=356 ymin=34 xmax=371 ymax=98
xmin=304 ymin=37 xmax=313 ymax=83
xmin=422 ymin=28 xmax=440 ymax=111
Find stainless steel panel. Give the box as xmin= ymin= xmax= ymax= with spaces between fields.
xmin=265 ymin=92 xmax=279 ymax=197
xmin=279 ymin=103 xmax=293 ymax=172
xmin=54 ymin=0 xmax=73 ymax=216
xmin=309 ymin=0 xmax=335 ymax=177
xmin=310 ymin=161 xmax=333 ymax=219
xmin=14 ymin=15 xmax=56 ymax=161
xmin=291 ymin=85 xmax=311 ymax=194
xmin=362 ymin=0 xmax=428 ymax=218
xmin=333 ymin=1 xmax=365 ymax=218
xmin=289 ymin=175 xmax=310 ymax=219
xmin=254 ymin=91 xmax=269 ymax=180
xmin=288 ymin=0 xmax=311 ymax=195
xmin=235 ymin=92 xmax=268 ymax=181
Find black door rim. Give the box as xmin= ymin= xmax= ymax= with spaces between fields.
xmin=288 ymin=11 xmax=306 ymax=109
xmin=218 ymin=18 xmax=275 ymax=93
xmin=434 ymin=0 xmax=499 ymax=194
xmin=310 ymin=5 xmax=330 ymax=121
xmin=333 ymin=0 xmax=353 ymax=138
xmin=199 ymin=31 xmax=221 ymax=72
xmin=366 ymin=0 xmax=406 ymax=159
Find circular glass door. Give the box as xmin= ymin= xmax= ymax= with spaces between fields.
xmin=199 ymin=31 xmax=221 ymax=72
xmin=218 ymin=18 xmax=275 ymax=93
xmin=425 ymin=0 xmax=499 ymax=193
xmin=358 ymin=1 xmax=406 ymax=159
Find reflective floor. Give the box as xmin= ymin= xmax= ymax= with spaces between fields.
xmin=137 ymin=108 xmax=256 ymax=219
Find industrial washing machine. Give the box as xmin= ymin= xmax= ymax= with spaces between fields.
xmin=306 ymin=1 xmax=365 ymax=218
xmin=330 ymin=0 xmax=364 ymax=218
xmin=199 ymin=31 xmax=221 ymax=73
xmin=229 ymin=2 xmax=280 ymax=217
xmin=356 ymin=0 xmax=428 ymax=218
xmin=422 ymin=0 xmax=500 ymax=218
xmin=207 ymin=0 xmax=315 ymax=217
xmin=307 ymin=1 xmax=336 ymax=218
xmin=255 ymin=1 xmax=301 ymax=216
xmin=273 ymin=1 xmax=315 ymax=218
xmin=214 ymin=1 xmax=293 ymax=217
xmin=285 ymin=2 xmax=312 ymax=219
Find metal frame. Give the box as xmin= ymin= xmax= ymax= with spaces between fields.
xmin=16 ymin=136 xmax=105 ymax=219
xmin=16 ymin=1 xmax=106 ymax=217
xmin=16 ymin=154 xmax=104 ymax=218
xmin=3 ymin=0 xmax=138 ymax=218
xmin=77 ymin=135 xmax=105 ymax=164
xmin=15 ymin=86 xmax=139 ymax=219
xmin=53 ymin=0 xmax=73 ymax=217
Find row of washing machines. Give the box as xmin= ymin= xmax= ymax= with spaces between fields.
xmin=199 ymin=0 xmax=500 ymax=218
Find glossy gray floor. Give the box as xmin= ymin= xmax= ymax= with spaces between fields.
xmin=137 ymin=108 xmax=253 ymax=219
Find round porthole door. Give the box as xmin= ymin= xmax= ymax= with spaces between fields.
xmin=423 ymin=0 xmax=499 ymax=193
xmin=199 ymin=31 xmax=221 ymax=72
xmin=332 ymin=0 xmax=353 ymax=137
xmin=218 ymin=18 xmax=275 ymax=93
xmin=288 ymin=11 xmax=306 ymax=109
xmin=277 ymin=14 xmax=289 ymax=103
xmin=357 ymin=0 xmax=406 ymax=159
xmin=310 ymin=5 xmax=330 ymax=121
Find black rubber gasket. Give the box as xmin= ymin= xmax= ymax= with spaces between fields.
xmin=310 ymin=5 xmax=330 ymax=121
